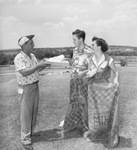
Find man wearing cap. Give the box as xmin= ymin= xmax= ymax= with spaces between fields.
xmin=14 ymin=35 xmax=49 ymax=150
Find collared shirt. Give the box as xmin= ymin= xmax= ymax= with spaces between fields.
xmin=88 ymin=54 xmax=113 ymax=80
xmin=72 ymin=44 xmax=93 ymax=75
xmin=14 ymin=51 xmax=39 ymax=85
xmin=92 ymin=54 xmax=113 ymax=68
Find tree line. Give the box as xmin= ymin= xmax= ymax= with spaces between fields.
xmin=0 ymin=47 xmax=137 ymax=65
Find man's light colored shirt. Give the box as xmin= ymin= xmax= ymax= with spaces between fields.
xmin=14 ymin=51 xmax=39 ymax=85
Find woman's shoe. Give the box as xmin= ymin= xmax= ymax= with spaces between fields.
xmin=109 ymin=135 xmax=119 ymax=148
xmin=83 ymin=130 xmax=96 ymax=142
xmin=83 ymin=130 xmax=91 ymax=141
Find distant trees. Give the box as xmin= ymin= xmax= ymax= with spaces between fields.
xmin=120 ymin=59 xmax=128 ymax=66
xmin=0 ymin=53 xmax=16 ymax=65
xmin=107 ymin=50 xmax=137 ymax=56
xmin=34 ymin=49 xmax=45 ymax=59
xmin=34 ymin=47 xmax=73 ymax=59
xmin=0 ymin=53 xmax=8 ymax=65
xmin=0 ymin=46 xmax=137 ymax=65
xmin=34 ymin=48 xmax=62 ymax=59
xmin=0 ymin=47 xmax=74 ymax=65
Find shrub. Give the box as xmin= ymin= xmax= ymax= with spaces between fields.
xmin=0 ymin=53 xmax=8 ymax=65
xmin=120 ymin=59 xmax=128 ymax=66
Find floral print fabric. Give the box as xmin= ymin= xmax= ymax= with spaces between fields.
xmin=71 ymin=45 xmax=92 ymax=76
xmin=14 ymin=51 xmax=39 ymax=85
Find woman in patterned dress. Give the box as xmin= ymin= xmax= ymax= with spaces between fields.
xmin=60 ymin=29 xmax=93 ymax=137
xmin=84 ymin=37 xmax=120 ymax=148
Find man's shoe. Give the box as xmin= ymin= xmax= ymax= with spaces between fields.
xmin=83 ymin=130 xmax=96 ymax=142
xmin=22 ymin=144 xmax=33 ymax=150
xmin=22 ymin=139 xmax=33 ymax=150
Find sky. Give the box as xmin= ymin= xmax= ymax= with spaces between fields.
xmin=0 ymin=0 xmax=137 ymax=49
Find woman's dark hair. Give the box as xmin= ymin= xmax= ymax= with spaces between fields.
xmin=92 ymin=36 xmax=108 ymax=52
xmin=72 ymin=29 xmax=86 ymax=41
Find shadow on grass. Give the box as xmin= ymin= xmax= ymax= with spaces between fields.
xmin=89 ymin=134 xmax=132 ymax=149
xmin=103 ymin=136 xmax=132 ymax=149
xmin=32 ymin=128 xmax=132 ymax=149
xmin=32 ymin=128 xmax=82 ymax=143
xmin=86 ymin=131 xmax=132 ymax=149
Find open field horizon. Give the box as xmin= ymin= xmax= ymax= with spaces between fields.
xmin=1 ymin=45 xmax=137 ymax=67
xmin=0 ymin=45 xmax=137 ymax=55
xmin=0 ymin=44 xmax=137 ymax=51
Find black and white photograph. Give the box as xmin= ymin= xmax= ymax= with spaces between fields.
xmin=0 ymin=0 xmax=137 ymax=150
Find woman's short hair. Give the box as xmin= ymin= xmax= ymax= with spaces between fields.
xmin=92 ymin=36 xmax=108 ymax=52
xmin=72 ymin=29 xmax=86 ymax=41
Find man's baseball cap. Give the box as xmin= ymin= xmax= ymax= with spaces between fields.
xmin=18 ymin=35 xmax=35 ymax=46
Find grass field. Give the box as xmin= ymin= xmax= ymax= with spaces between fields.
xmin=0 ymin=66 xmax=137 ymax=150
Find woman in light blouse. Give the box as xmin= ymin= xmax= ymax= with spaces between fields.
xmin=84 ymin=36 xmax=119 ymax=148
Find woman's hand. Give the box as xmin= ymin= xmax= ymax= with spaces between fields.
xmin=114 ymin=78 xmax=119 ymax=87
